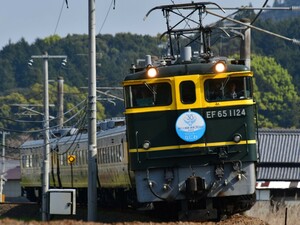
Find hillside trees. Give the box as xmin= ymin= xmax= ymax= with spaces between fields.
xmin=0 ymin=59 xmax=15 ymax=92
xmin=0 ymin=28 xmax=299 ymax=129
xmin=252 ymin=15 xmax=300 ymax=93
xmin=252 ymin=55 xmax=300 ymax=128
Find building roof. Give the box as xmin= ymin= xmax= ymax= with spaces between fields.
xmin=257 ymin=167 xmax=300 ymax=181
xmin=0 ymin=159 xmax=19 ymax=171
xmin=257 ymin=129 xmax=300 ymax=181
xmin=6 ymin=166 xmax=20 ymax=180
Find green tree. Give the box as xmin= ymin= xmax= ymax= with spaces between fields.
xmin=43 ymin=35 xmax=61 ymax=46
xmin=0 ymin=59 xmax=15 ymax=93
xmin=252 ymin=55 xmax=300 ymax=128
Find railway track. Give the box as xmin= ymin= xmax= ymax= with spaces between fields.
xmin=0 ymin=202 xmax=159 ymax=222
xmin=0 ymin=202 xmax=269 ymax=224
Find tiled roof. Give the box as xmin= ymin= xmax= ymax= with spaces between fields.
xmin=258 ymin=129 xmax=300 ymax=163
xmin=257 ymin=167 xmax=300 ymax=181
xmin=257 ymin=129 xmax=300 ymax=181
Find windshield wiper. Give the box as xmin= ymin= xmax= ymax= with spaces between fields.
xmin=144 ymin=82 xmax=157 ymax=96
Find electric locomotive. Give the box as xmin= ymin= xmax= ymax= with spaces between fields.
xmin=123 ymin=2 xmax=257 ymax=220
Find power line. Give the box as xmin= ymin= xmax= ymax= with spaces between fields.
xmin=1 ymin=113 xmax=87 ymax=153
xmin=0 ymin=98 xmax=88 ymax=135
xmin=251 ymin=0 xmax=269 ymax=25
xmin=18 ymin=105 xmax=88 ymax=150
xmin=1 ymin=99 xmax=85 ymax=124
xmin=98 ymin=0 xmax=115 ymax=34
xmin=54 ymin=0 xmax=68 ymax=35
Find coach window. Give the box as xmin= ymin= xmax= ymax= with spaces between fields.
xmin=180 ymin=81 xmax=196 ymax=104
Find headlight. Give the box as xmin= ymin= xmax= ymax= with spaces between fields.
xmin=233 ymin=133 xmax=242 ymax=143
xmin=143 ymin=140 xmax=151 ymax=150
xmin=214 ymin=61 xmax=226 ymax=73
xmin=146 ymin=66 xmax=158 ymax=78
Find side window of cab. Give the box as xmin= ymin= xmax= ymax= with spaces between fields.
xmin=205 ymin=77 xmax=253 ymax=102
xmin=124 ymin=82 xmax=172 ymax=108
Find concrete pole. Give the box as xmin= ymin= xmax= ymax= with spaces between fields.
xmin=57 ymin=76 xmax=64 ymax=129
xmin=87 ymin=0 xmax=98 ymax=221
xmin=0 ymin=131 xmax=9 ymax=203
xmin=42 ymin=52 xmax=50 ymax=221
xmin=240 ymin=18 xmax=251 ymax=69
xmin=31 ymin=53 xmax=67 ymax=221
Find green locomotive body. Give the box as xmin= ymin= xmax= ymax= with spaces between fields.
xmin=123 ymin=58 xmax=257 ymax=218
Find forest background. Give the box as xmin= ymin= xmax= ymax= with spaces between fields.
xmin=0 ymin=0 xmax=299 ymax=151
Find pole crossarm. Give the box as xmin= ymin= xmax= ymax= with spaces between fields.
xmin=11 ymin=104 xmax=55 ymax=119
xmin=11 ymin=103 xmax=55 ymax=107
xmin=31 ymin=55 xmax=67 ymax=59
xmin=96 ymin=90 xmax=124 ymax=101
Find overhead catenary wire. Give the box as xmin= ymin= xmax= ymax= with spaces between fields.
xmin=0 ymin=109 xmax=89 ymax=159
xmin=98 ymin=0 xmax=115 ymax=34
xmin=59 ymin=109 xmax=89 ymax=156
xmin=17 ymin=107 xmax=88 ymax=153
xmin=251 ymin=0 xmax=269 ymax=25
xmin=21 ymin=107 xmax=86 ymax=147
xmin=206 ymin=9 xmax=300 ymax=46
xmin=17 ymin=105 xmax=89 ymax=176
xmin=1 ymin=87 xmax=91 ymax=153
xmin=0 ymin=97 xmax=88 ymax=125
xmin=54 ymin=0 xmax=68 ymax=35
xmin=0 ymin=100 xmax=88 ymax=135
xmin=0 ymin=98 xmax=87 ymax=133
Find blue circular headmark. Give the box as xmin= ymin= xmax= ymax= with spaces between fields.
xmin=175 ymin=110 xmax=206 ymax=142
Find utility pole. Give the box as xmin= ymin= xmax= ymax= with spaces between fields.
xmin=31 ymin=53 xmax=67 ymax=221
xmin=0 ymin=131 xmax=9 ymax=203
xmin=87 ymin=0 xmax=98 ymax=221
xmin=57 ymin=76 xmax=64 ymax=129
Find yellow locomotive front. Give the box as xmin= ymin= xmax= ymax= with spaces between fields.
xmin=123 ymin=56 xmax=257 ymax=219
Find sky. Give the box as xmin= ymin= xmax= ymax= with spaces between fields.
xmin=0 ymin=0 xmax=275 ymax=50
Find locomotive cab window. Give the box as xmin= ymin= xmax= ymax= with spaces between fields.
xmin=180 ymin=81 xmax=196 ymax=104
xmin=205 ymin=77 xmax=253 ymax=102
xmin=124 ymin=82 xmax=172 ymax=108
